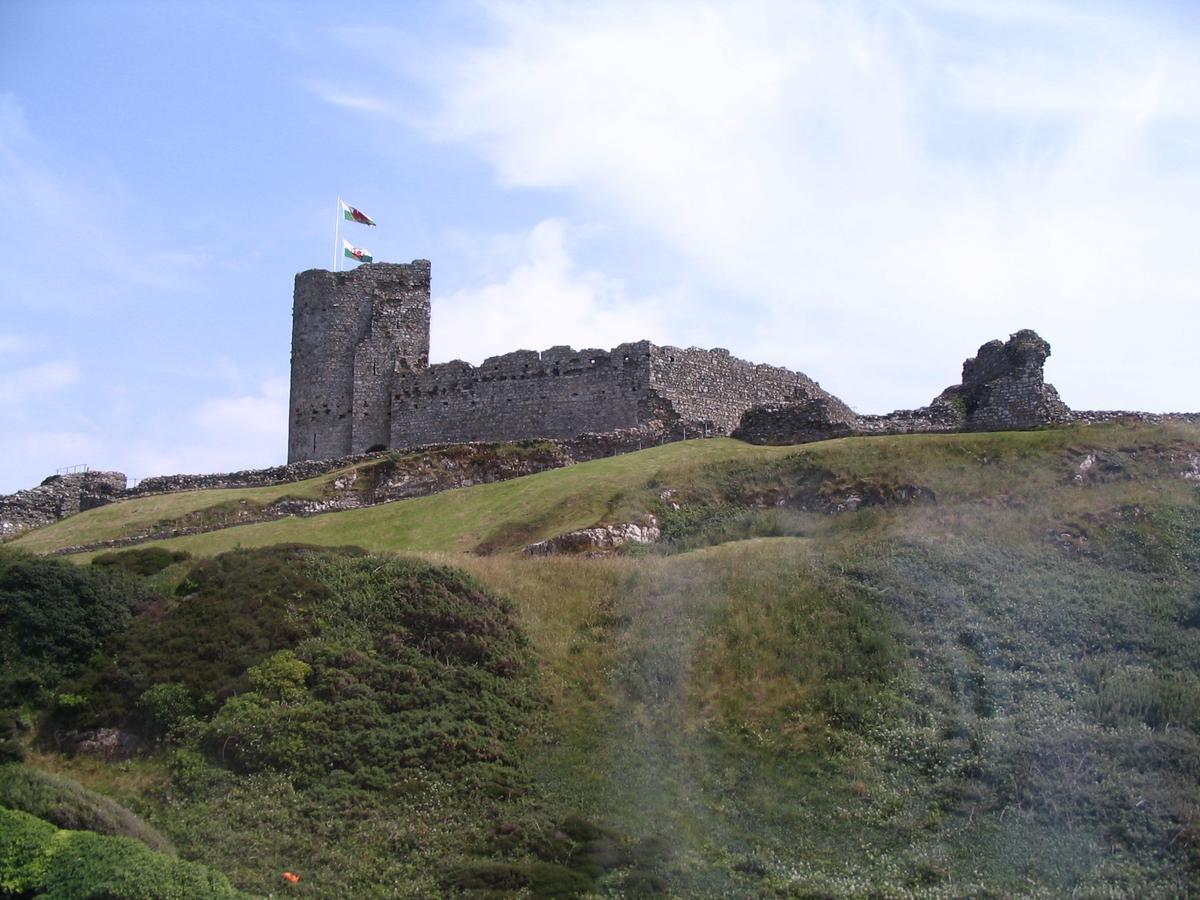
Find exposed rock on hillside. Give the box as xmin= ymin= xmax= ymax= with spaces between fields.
xmin=524 ymin=518 xmax=661 ymax=557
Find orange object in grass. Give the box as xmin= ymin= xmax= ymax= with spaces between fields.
xmin=282 ymin=871 xmax=301 ymax=884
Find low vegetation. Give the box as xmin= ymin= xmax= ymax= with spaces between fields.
xmin=1 ymin=423 xmax=1197 ymax=896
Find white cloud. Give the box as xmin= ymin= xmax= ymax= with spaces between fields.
xmin=304 ymin=81 xmax=399 ymax=116
xmin=431 ymin=219 xmax=685 ymax=363
xmin=192 ymin=377 xmax=289 ymax=440
xmin=0 ymin=360 xmax=81 ymax=403
xmin=328 ymin=0 xmax=1200 ymax=413
xmin=124 ymin=378 xmax=289 ymax=480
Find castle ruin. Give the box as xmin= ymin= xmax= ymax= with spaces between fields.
xmin=287 ymin=261 xmax=840 ymax=462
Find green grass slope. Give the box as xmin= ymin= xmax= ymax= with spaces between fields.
xmin=22 ymin=423 xmax=1194 ymax=563
xmin=10 ymin=469 xmax=338 ymax=555
xmin=3 ymin=423 xmax=1198 ymax=896
xmin=38 ymin=438 xmax=794 ymax=560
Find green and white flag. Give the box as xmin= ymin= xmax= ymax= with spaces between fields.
xmin=343 ymin=239 xmax=373 ymax=263
xmin=341 ymin=201 xmax=376 ymax=226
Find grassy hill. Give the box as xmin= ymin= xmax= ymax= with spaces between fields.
xmin=3 ymin=423 xmax=1199 ymax=896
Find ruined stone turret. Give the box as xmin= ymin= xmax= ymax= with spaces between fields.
xmin=732 ymin=328 xmax=1073 ymax=445
xmin=288 ymin=262 xmax=431 ymax=463
xmin=940 ymin=328 xmax=1071 ymax=431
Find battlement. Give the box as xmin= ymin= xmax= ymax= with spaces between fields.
xmin=287 ymin=261 xmax=839 ymax=461
xmin=288 ymin=261 xmax=431 ymax=462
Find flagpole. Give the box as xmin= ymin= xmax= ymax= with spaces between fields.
xmin=333 ymin=197 xmax=341 ymax=271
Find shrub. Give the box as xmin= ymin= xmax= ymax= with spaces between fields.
xmin=0 ymin=551 xmax=150 ymax=709
xmin=0 ymin=711 xmax=23 ymax=764
xmin=0 ymin=764 xmax=173 ymax=852
xmin=0 ymin=807 xmax=246 ymax=899
xmin=0 ymin=805 xmax=55 ymax=895
xmin=53 ymin=545 xmax=345 ymax=731
xmin=138 ymin=683 xmax=196 ymax=739
xmin=92 ymin=547 xmax=192 ymax=577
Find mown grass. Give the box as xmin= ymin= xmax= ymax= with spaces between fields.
xmin=10 ymin=468 xmax=340 ymax=554
xmin=39 ymin=422 xmax=1198 ymax=564
xmin=55 ymin=439 xmax=795 ymax=560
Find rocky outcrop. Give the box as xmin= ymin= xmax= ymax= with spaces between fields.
xmin=523 ymin=517 xmax=661 ymax=557
xmin=733 ymin=396 xmax=861 ymax=445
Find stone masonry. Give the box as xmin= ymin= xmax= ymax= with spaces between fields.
xmin=733 ymin=329 xmax=1077 ymax=445
xmin=289 ymin=261 xmax=839 ymax=462
xmin=388 ymin=342 xmax=835 ymax=449
xmin=289 ymin=262 xmax=431 ymax=462
xmin=0 ymin=471 xmax=126 ymax=539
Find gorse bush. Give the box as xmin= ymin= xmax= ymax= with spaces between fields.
xmin=33 ymin=546 xmax=543 ymax=896
xmin=91 ymin=547 xmax=192 ymax=577
xmin=0 ymin=807 xmax=246 ymax=899
xmin=0 ymin=550 xmax=150 ymax=709
xmin=0 ymin=764 xmax=172 ymax=852
xmin=199 ymin=557 xmax=538 ymax=784
xmin=52 ymin=545 xmax=356 ymax=732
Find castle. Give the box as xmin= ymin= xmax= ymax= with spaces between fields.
xmin=4 ymin=260 xmax=1194 ymax=541
xmin=287 ymin=260 xmax=842 ymax=462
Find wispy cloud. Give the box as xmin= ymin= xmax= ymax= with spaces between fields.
xmin=304 ymin=81 xmax=400 ymax=116
xmin=431 ymin=219 xmax=686 ymax=363
xmin=102 ymin=379 xmax=289 ymax=486
xmin=0 ymin=94 xmax=205 ymax=311
xmin=321 ymin=0 xmax=1200 ymax=412
xmin=0 ymin=359 xmax=81 ymax=404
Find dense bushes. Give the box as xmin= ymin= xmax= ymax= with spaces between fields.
xmin=91 ymin=547 xmax=192 ymax=577
xmin=0 ymin=765 xmax=172 ymax=852
xmin=196 ymin=555 xmax=538 ymax=785
xmin=30 ymin=546 xmax=543 ymax=895
xmin=0 ymin=807 xmax=245 ymax=899
xmin=0 ymin=551 xmax=150 ymax=710
xmin=51 ymin=545 xmax=352 ymax=732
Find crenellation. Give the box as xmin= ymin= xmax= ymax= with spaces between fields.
xmin=288 ymin=261 xmax=431 ymax=462
xmin=287 ymin=263 xmax=1166 ymax=464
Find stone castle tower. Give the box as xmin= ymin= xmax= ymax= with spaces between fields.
xmin=288 ymin=260 xmax=841 ymax=464
xmin=288 ymin=261 xmax=431 ymax=463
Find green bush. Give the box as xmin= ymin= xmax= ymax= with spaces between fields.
xmin=0 ymin=551 xmax=150 ymax=709
xmin=137 ymin=683 xmax=196 ymax=739
xmin=0 ymin=712 xmax=23 ymax=764
xmin=0 ymin=805 xmax=55 ymax=894
xmin=0 ymin=764 xmax=172 ymax=852
xmin=0 ymin=807 xmax=246 ymax=899
xmin=91 ymin=547 xmax=192 ymax=577
xmin=53 ymin=545 xmax=348 ymax=732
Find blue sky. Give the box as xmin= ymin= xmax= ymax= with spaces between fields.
xmin=2 ymin=0 xmax=1198 ymax=492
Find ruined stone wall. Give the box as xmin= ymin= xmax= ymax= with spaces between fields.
xmin=1 ymin=471 xmax=127 ymax=539
xmin=733 ymin=330 xmax=1076 ymax=446
xmin=386 ymin=341 xmax=829 ymax=449
xmin=955 ymin=329 xmax=1071 ymax=431
xmin=390 ymin=342 xmax=656 ymax=447
xmin=650 ymin=346 xmax=835 ymax=433
xmin=288 ymin=262 xmax=430 ymax=463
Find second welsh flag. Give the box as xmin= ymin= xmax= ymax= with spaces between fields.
xmin=341 ymin=201 xmax=377 ymax=226
xmin=343 ymin=239 xmax=373 ymax=263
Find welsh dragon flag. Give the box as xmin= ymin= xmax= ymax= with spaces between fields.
xmin=343 ymin=239 xmax=373 ymax=263
xmin=341 ymin=200 xmax=376 ymax=226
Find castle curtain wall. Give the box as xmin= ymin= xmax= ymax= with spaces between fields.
xmin=388 ymin=343 xmax=653 ymax=448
